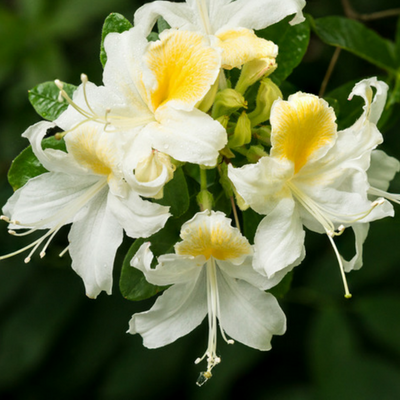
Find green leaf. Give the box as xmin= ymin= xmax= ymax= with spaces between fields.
xmin=119 ymin=239 xmax=165 ymax=302
xmin=257 ymin=17 xmax=310 ymax=85
xmin=8 ymin=136 xmax=66 ymax=191
xmin=100 ymin=13 xmax=132 ymax=68
xmin=312 ymin=16 xmax=397 ymax=73
xmin=154 ymin=167 xmax=190 ymax=218
xmin=28 ymin=81 xmax=77 ymax=121
xmin=242 ymin=208 xmax=264 ymax=243
xmin=157 ymin=16 xmax=170 ymax=34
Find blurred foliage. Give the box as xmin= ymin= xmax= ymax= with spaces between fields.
xmin=1 ymin=0 xmax=400 ymax=399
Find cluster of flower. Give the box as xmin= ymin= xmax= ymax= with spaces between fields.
xmin=2 ymin=0 xmax=400 ymax=385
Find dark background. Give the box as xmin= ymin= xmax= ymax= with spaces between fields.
xmin=1 ymin=0 xmax=400 ymax=399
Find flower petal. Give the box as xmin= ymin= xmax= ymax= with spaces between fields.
xmin=68 ymin=189 xmax=123 ymax=298
xmin=228 ymin=156 xmax=293 ymax=215
xmin=108 ymin=189 xmax=170 ymax=239
xmin=128 ymin=270 xmax=208 ymax=348
xmin=150 ymin=106 xmax=227 ymax=166
xmin=341 ymin=223 xmax=369 ymax=272
xmin=3 ymin=172 xmax=101 ymax=229
xmin=217 ymin=257 xmax=286 ymax=290
xmin=215 ymin=28 xmax=277 ymax=69
xmin=368 ymin=150 xmax=400 ymax=192
xmin=253 ymin=197 xmax=305 ymax=278
xmin=214 ymin=0 xmax=306 ymax=31
xmin=217 ymin=269 xmax=286 ymax=350
xmin=270 ymin=93 xmax=337 ymax=173
xmin=146 ymin=29 xmax=221 ymax=112
xmin=131 ymin=242 xmax=205 ymax=286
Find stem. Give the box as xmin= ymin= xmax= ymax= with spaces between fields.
xmin=319 ymin=47 xmax=341 ymax=98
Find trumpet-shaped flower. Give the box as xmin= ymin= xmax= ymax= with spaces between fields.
xmin=56 ymin=27 xmax=227 ymax=168
xmin=135 ymin=0 xmax=305 ymax=70
xmin=128 ymin=211 xmax=285 ymax=384
xmin=1 ymin=121 xmax=170 ymax=298
xmin=228 ymin=78 xmax=394 ymax=297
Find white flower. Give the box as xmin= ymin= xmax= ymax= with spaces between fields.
xmin=135 ymin=0 xmax=305 ymax=69
xmin=228 ymin=78 xmax=393 ymax=298
xmin=56 ymin=27 xmax=227 ymax=168
xmin=1 ymin=121 xmax=170 ymax=298
xmin=128 ymin=210 xmax=285 ymax=384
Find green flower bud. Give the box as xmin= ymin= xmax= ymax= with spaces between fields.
xmin=228 ymin=111 xmax=252 ymax=148
xmin=248 ymin=77 xmax=282 ymax=127
xmin=211 ymin=88 xmax=247 ymax=119
xmin=246 ymin=145 xmax=268 ymax=163
xmin=197 ymin=77 xmax=220 ymax=113
xmin=235 ymin=57 xmax=277 ymax=95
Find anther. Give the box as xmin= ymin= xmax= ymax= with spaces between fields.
xmin=8 ymin=230 xmax=16 ymax=236
xmin=54 ymin=79 xmax=64 ymax=90
xmin=80 ymin=73 xmax=88 ymax=83
xmin=24 ymin=257 xmax=31 ymax=263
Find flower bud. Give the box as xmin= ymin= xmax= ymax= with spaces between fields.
xmin=135 ymin=151 xmax=175 ymax=199
xmin=197 ymin=77 xmax=220 ymax=113
xmin=228 ymin=111 xmax=252 ymax=148
xmin=246 ymin=145 xmax=268 ymax=163
xmin=248 ymin=77 xmax=282 ymax=127
xmin=211 ymin=88 xmax=247 ymax=119
xmin=235 ymin=57 xmax=277 ymax=95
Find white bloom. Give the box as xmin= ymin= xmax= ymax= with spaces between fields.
xmin=229 ymin=78 xmax=393 ymax=297
xmin=1 ymin=121 xmax=170 ymax=298
xmin=128 ymin=211 xmax=285 ymax=384
xmin=135 ymin=0 xmax=305 ymax=69
xmin=56 ymin=27 xmax=227 ymax=168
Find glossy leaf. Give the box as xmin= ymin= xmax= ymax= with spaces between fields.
xmin=28 ymin=81 xmax=77 ymax=121
xmin=257 ymin=17 xmax=310 ymax=85
xmin=312 ymin=16 xmax=397 ymax=73
xmin=100 ymin=13 xmax=132 ymax=67
xmin=7 ymin=136 xmax=66 ymax=191
xmin=154 ymin=167 xmax=190 ymax=218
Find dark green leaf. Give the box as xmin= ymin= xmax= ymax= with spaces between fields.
xmin=100 ymin=13 xmax=132 ymax=68
xmin=119 ymin=239 xmax=164 ymax=302
xmin=28 ymin=81 xmax=77 ymax=121
xmin=242 ymin=208 xmax=264 ymax=243
xmin=257 ymin=17 xmax=310 ymax=85
xmin=312 ymin=16 xmax=397 ymax=73
xmin=8 ymin=136 xmax=66 ymax=191
xmin=154 ymin=167 xmax=190 ymax=218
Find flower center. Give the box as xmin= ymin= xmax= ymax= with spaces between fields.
xmin=175 ymin=220 xmax=251 ymax=261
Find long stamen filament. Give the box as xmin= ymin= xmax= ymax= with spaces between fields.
xmin=196 ymin=258 xmax=230 ymax=386
xmin=327 ymin=233 xmax=352 ymax=299
xmin=0 ymin=178 xmax=108 ymax=262
xmin=369 ymin=186 xmax=400 ymax=204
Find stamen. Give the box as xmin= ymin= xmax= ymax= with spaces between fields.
xmin=0 ymin=178 xmax=108 ymax=263
xmin=59 ymin=245 xmax=70 ymax=258
xmin=327 ymin=234 xmax=352 ymax=299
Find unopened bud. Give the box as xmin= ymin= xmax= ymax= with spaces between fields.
xmin=235 ymin=56 xmax=277 ymax=95
xmin=246 ymin=145 xmax=268 ymax=163
xmin=248 ymin=77 xmax=282 ymax=127
xmin=228 ymin=111 xmax=252 ymax=148
xmin=212 ymin=88 xmax=247 ymax=119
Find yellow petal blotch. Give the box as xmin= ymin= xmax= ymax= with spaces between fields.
xmin=271 ymin=93 xmax=337 ymax=173
xmin=66 ymin=126 xmax=117 ymax=176
xmin=216 ymin=28 xmax=278 ymax=70
xmin=145 ymin=30 xmax=220 ymax=112
xmin=175 ymin=218 xmax=252 ymax=261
